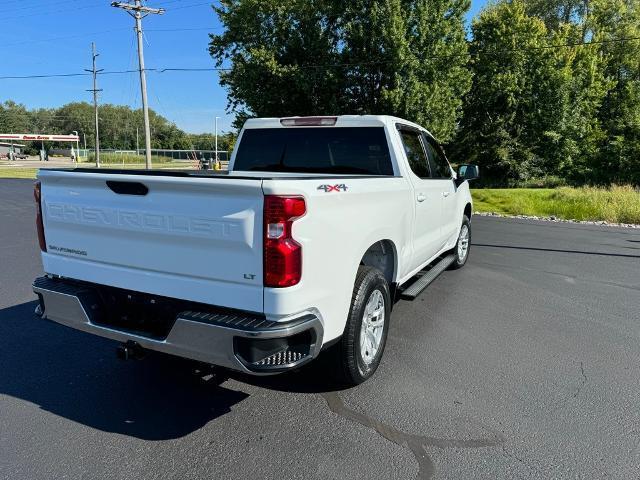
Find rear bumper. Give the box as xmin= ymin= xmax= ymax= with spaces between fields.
xmin=33 ymin=276 xmax=323 ymax=374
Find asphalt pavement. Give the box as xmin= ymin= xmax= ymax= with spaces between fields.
xmin=0 ymin=178 xmax=638 ymax=480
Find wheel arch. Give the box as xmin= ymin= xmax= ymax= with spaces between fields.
xmin=359 ymin=239 xmax=398 ymax=286
xmin=464 ymin=202 xmax=472 ymax=220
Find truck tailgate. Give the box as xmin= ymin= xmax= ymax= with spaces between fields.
xmin=38 ymin=170 xmax=264 ymax=312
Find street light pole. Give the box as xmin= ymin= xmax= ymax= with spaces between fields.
xmin=72 ymin=130 xmax=79 ymax=163
xmin=214 ymin=116 xmax=220 ymax=162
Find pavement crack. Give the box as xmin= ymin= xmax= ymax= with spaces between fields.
xmin=573 ymin=361 xmax=587 ymax=398
xmin=321 ymin=392 xmax=504 ymax=480
xmin=500 ymin=445 xmax=543 ymax=477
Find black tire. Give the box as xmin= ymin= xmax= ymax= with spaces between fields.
xmin=332 ymin=266 xmax=391 ymax=385
xmin=449 ymin=215 xmax=471 ymax=270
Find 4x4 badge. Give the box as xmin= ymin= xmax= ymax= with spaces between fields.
xmin=317 ymin=184 xmax=348 ymax=192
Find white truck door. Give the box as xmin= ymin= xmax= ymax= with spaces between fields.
xmin=423 ymin=135 xmax=459 ymax=243
xmin=397 ymin=127 xmax=443 ymax=272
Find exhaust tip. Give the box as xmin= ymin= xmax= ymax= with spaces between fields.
xmin=34 ymin=293 xmax=45 ymax=317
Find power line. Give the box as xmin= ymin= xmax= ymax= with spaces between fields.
xmin=167 ymin=1 xmax=214 ymax=10
xmin=0 ymin=113 xmax=96 ymax=119
xmin=146 ymin=27 xmax=219 ymax=32
xmin=0 ymin=72 xmax=92 ymax=80
xmin=4 ymin=28 xmax=130 ymax=48
xmin=2 ymin=0 xmax=90 ymax=11
xmin=4 ymin=1 xmax=107 ymax=21
xmin=1 ymin=35 xmax=639 ymax=81
xmin=0 ymin=68 xmax=225 ymax=80
xmin=123 ymin=27 xmax=139 ymax=108
xmin=2 ymin=0 xmax=109 ymax=15
xmin=4 ymin=26 xmax=219 ymax=47
xmin=3 ymin=0 xmax=71 ymax=14
xmin=2 ymin=0 xmax=81 ymax=7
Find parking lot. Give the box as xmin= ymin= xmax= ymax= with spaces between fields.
xmin=0 ymin=178 xmax=638 ymax=479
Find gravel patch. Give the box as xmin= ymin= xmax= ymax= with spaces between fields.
xmin=474 ymin=211 xmax=640 ymax=229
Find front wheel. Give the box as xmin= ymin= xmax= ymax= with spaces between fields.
xmin=333 ymin=266 xmax=391 ymax=385
xmin=449 ymin=215 xmax=471 ymax=270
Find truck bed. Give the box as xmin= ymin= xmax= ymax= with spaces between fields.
xmin=47 ymin=167 xmax=396 ymax=180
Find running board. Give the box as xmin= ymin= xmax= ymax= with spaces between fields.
xmin=400 ymin=254 xmax=456 ymax=300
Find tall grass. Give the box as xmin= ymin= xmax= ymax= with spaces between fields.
xmin=472 ymin=185 xmax=640 ymax=224
xmin=0 ymin=168 xmax=37 ymax=179
xmin=85 ymin=152 xmax=175 ymax=164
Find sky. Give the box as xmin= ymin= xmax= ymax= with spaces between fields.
xmin=1 ymin=0 xmax=487 ymax=134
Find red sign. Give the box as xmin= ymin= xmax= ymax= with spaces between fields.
xmin=0 ymin=133 xmax=79 ymax=142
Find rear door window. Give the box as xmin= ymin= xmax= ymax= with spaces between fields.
xmin=234 ymin=127 xmax=394 ymax=175
xmin=398 ymin=129 xmax=430 ymax=179
xmin=423 ymin=135 xmax=452 ymax=179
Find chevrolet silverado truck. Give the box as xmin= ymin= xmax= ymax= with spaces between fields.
xmin=32 ymin=115 xmax=479 ymax=385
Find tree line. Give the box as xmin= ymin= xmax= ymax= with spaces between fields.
xmin=210 ymin=0 xmax=639 ymax=186
xmin=0 ymin=101 xmax=234 ymax=154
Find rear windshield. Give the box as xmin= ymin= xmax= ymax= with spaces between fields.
xmin=233 ymin=127 xmax=394 ymax=175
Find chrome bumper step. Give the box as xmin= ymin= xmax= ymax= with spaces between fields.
xmin=33 ymin=276 xmax=323 ymax=374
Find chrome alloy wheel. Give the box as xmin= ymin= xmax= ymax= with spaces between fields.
xmin=359 ymin=289 xmax=385 ymax=366
xmin=457 ymin=224 xmax=470 ymax=261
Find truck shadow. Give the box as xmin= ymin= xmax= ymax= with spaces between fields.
xmin=0 ymin=301 xmax=248 ymax=441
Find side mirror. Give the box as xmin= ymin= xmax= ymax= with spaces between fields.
xmin=457 ymin=164 xmax=479 ymax=181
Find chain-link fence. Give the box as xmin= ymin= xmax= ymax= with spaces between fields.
xmin=83 ymin=149 xmax=231 ymax=170
xmin=93 ymin=149 xmax=229 ymax=161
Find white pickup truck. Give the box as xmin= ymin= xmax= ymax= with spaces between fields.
xmin=32 ymin=115 xmax=479 ymax=384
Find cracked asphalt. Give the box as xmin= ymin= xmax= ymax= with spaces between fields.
xmin=1 ymin=178 xmax=639 ymax=479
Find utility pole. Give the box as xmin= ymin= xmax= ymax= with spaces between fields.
xmin=85 ymin=42 xmax=103 ymax=167
xmin=111 ymin=0 xmax=164 ymax=169
xmin=136 ymin=126 xmax=139 ymax=155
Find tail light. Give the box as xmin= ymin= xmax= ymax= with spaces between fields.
xmin=263 ymin=195 xmax=306 ymax=287
xmin=34 ymin=180 xmax=47 ymax=252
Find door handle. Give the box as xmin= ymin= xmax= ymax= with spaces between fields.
xmin=442 ymin=191 xmax=451 ymax=197
xmin=417 ymin=193 xmax=426 ymax=202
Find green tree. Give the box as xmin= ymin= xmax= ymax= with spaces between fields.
xmin=454 ymin=0 xmax=569 ymax=182
xmin=524 ymin=0 xmax=589 ymax=32
xmin=522 ymin=0 xmax=614 ymax=184
xmin=453 ymin=0 xmax=614 ymax=185
xmin=187 ymin=132 xmax=236 ymax=152
xmin=0 ymin=100 xmax=204 ymax=152
xmin=551 ymin=31 xmax=611 ymax=184
xmin=0 ymin=101 xmax=31 ymax=133
xmin=209 ymin=0 xmax=472 ymax=141
xmin=210 ymin=0 xmax=344 ymax=128
xmin=590 ymin=0 xmax=640 ymax=185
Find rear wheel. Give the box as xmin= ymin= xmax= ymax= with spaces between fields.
xmin=449 ymin=215 xmax=471 ymax=270
xmin=333 ymin=266 xmax=391 ymax=385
